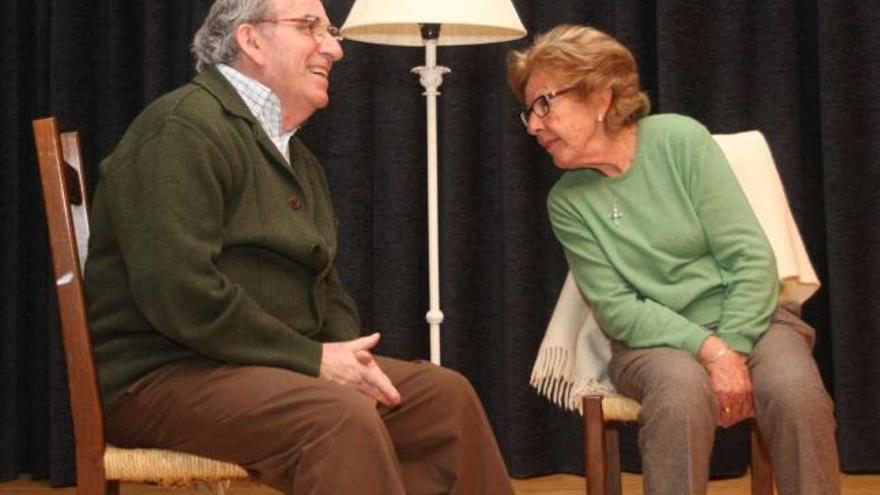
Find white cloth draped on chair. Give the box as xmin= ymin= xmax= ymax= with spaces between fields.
xmin=530 ymin=130 xmax=821 ymax=414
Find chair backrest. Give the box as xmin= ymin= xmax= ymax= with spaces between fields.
xmin=713 ymin=130 xmax=820 ymax=305
xmin=34 ymin=117 xmax=250 ymax=494
xmin=32 ymin=116 xmax=110 ymax=490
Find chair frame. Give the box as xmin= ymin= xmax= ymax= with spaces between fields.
xmin=583 ymin=395 xmax=774 ymax=495
xmin=33 ymin=117 xmax=107 ymax=493
xmin=32 ymin=117 xmax=248 ymax=494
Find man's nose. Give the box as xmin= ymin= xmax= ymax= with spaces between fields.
xmin=321 ymin=36 xmax=344 ymax=62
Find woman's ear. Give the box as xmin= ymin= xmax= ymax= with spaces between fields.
xmin=597 ymin=87 xmax=613 ymax=118
xmin=235 ymin=22 xmax=266 ymax=66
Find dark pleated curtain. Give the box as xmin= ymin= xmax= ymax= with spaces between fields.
xmin=2 ymin=0 xmax=878 ymax=486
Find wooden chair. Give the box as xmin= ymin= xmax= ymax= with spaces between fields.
xmin=547 ymin=131 xmax=820 ymax=495
xmin=32 ymin=116 xmax=251 ymax=494
xmin=582 ymin=396 xmax=773 ymax=495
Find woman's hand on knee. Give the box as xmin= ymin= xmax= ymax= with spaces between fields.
xmin=699 ymin=337 xmax=755 ymax=427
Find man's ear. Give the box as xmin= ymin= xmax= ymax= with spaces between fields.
xmin=235 ymin=22 xmax=266 ymax=66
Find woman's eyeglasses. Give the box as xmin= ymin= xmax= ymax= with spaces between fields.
xmin=520 ymin=86 xmax=577 ymax=127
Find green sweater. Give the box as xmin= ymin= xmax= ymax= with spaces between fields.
xmin=85 ymin=67 xmax=360 ymax=405
xmin=548 ymin=114 xmax=779 ymax=355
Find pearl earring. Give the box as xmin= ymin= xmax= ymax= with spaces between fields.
xmin=597 ymin=113 xmax=605 ymax=123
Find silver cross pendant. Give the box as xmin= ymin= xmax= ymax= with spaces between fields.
xmin=609 ymin=207 xmax=624 ymax=226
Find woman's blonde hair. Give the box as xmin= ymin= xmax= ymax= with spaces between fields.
xmin=507 ymin=25 xmax=650 ymax=133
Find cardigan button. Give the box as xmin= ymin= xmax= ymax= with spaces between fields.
xmin=288 ymin=194 xmax=302 ymax=210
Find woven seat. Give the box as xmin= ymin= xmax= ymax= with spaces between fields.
xmin=594 ymin=394 xmax=641 ymax=422
xmin=33 ymin=117 xmax=252 ymax=494
xmin=104 ymin=445 xmax=248 ymax=485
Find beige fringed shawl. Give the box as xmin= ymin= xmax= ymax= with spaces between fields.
xmin=530 ymin=131 xmax=821 ymax=415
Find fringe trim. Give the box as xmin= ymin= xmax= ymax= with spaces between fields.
xmin=529 ymin=345 xmax=641 ymax=421
xmin=529 ymin=345 xmax=574 ymax=410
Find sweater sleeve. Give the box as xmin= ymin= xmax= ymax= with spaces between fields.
xmin=549 ymin=193 xmax=714 ymax=354
xmin=689 ymin=134 xmax=779 ymax=354
xmin=103 ymin=118 xmax=324 ymax=375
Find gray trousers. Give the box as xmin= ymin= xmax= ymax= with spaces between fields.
xmin=105 ymin=356 xmax=515 ymax=495
xmin=609 ymin=306 xmax=840 ymax=495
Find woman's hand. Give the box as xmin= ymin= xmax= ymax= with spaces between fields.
xmin=698 ymin=336 xmax=754 ymax=427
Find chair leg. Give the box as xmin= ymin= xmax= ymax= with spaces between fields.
xmin=750 ymin=420 xmax=774 ymax=495
xmin=73 ymin=447 xmax=118 ymax=495
xmin=604 ymin=423 xmax=622 ymax=495
xmin=76 ymin=478 xmax=115 ymax=495
xmin=584 ymin=395 xmax=608 ymax=495
xmin=75 ymin=462 xmax=113 ymax=495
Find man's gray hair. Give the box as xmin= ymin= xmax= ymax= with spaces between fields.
xmin=191 ymin=0 xmax=273 ymax=72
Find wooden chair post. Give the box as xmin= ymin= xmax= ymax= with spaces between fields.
xmin=750 ymin=420 xmax=775 ymax=495
xmin=583 ymin=395 xmax=608 ymax=495
xmin=603 ymin=422 xmax=621 ymax=495
xmin=33 ymin=117 xmax=113 ymax=494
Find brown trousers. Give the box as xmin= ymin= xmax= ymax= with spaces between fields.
xmin=609 ymin=306 xmax=841 ymax=495
xmin=105 ymin=356 xmax=514 ymax=495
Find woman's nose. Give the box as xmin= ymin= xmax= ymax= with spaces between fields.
xmin=526 ymin=113 xmax=543 ymax=135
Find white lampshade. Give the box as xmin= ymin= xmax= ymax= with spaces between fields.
xmin=340 ymin=0 xmax=527 ymax=47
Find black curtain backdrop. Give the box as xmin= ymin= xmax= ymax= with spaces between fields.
xmin=3 ymin=0 xmax=878 ymax=486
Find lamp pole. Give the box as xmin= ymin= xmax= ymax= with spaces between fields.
xmin=339 ymin=1 xmax=526 ymax=365
xmin=411 ymin=23 xmax=449 ymax=365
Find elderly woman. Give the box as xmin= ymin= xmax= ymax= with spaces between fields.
xmin=508 ymin=25 xmax=840 ymax=495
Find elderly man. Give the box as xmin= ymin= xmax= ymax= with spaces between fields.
xmin=84 ymin=1 xmax=515 ymax=493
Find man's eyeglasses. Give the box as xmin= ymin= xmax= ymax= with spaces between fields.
xmin=519 ymin=86 xmax=577 ymax=127
xmin=253 ymin=14 xmax=343 ymax=42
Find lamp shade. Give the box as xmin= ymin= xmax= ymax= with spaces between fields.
xmin=340 ymin=0 xmax=527 ymax=46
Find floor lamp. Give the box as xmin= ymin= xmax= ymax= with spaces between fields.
xmin=340 ymin=1 xmax=526 ymax=365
